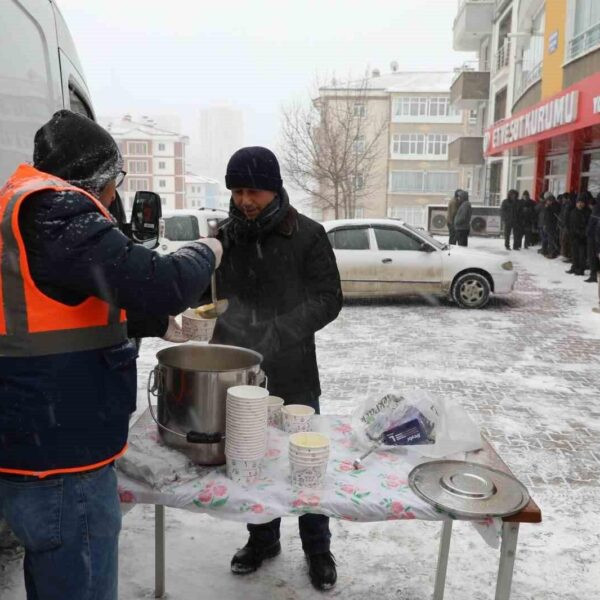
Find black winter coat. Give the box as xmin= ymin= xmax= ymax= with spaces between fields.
xmin=501 ymin=198 xmax=519 ymax=227
xmin=568 ymin=206 xmax=591 ymax=241
xmin=543 ymin=202 xmax=560 ymax=232
xmin=587 ymin=205 xmax=600 ymax=253
xmin=210 ymin=205 xmax=342 ymax=397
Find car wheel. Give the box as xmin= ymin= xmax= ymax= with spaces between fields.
xmin=452 ymin=272 xmax=491 ymax=309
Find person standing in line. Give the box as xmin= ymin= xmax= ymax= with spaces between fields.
xmin=535 ymin=193 xmax=547 ymax=253
xmin=592 ymin=196 xmax=600 ymax=313
xmin=0 ymin=110 xmax=221 ymax=600
xmin=446 ymin=189 xmax=461 ymax=245
xmin=558 ymin=193 xmax=572 ymax=262
xmin=543 ymin=193 xmax=561 ymax=258
xmin=208 ymin=147 xmax=343 ymax=591
xmin=585 ymin=195 xmax=600 ymax=283
xmin=454 ymin=189 xmax=472 ymax=247
xmin=501 ymin=189 xmax=520 ymax=250
xmin=567 ymin=194 xmax=591 ymax=275
xmin=520 ymin=190 xmax=535 ymax=249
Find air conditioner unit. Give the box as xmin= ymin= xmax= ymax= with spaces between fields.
xmin=427 ymin=205 xmax=449 ymax=235
xmin=427 ymin=205 xmax=502 ymax=237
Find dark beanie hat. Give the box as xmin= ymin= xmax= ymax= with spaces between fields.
xmin=225 ymin=146 xmax=282 ymax=192
xmin=33 ymin=110 xmax=122 ymax=192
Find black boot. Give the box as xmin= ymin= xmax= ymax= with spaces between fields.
xmin=566 ymin=268 xmax=576 ymax=274
xmin=585 ymin=276 xmax=598 ymax=283
xmin=231 ymin=540 xmax=281 ymax=574
xmin=306 ymin=551 xmax=337 ymax=591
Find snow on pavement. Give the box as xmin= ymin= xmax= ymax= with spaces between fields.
xmin=1 ymin=237 xmax=599 ymax=599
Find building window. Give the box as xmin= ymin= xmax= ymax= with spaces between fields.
xmin=128 ymin=160 xmax=149 ymax=174
xmin=387 ymin=207 xmax=427 ymax=229
xmin=468 ymin=109 xmax=478 ymax=124
xmin=569 ymin=0 xmax=600 ymax=60
xmin=393 ymin=96 xmax=459 ymax=119
xmin=581 ymin=151 xmax=600 ymax=195
xmin=127 ymin=142 xmax=148 ymax=155
xmin=158 ymin=161 xmax=166 ymax=169
xmin=354 ymin=207 xmax=364 ymax=218
xmin=390 ymin=170 xmax=459 ymax=194
xmin=158 ymin=143 xmax=166 ymax=151
xmin=353 ymin=172 xmax=364 ymax=190
xmin=128 ymin=178 xmax=149 ymax=192
xmin=353 ymin=135 xmax=365 ymax=154
xmin=353 ymin=103 xmax=366 ymax=118
xmin=159 ymin=180 xmax=166 ymax=188
xmin=391 ymin=134 xmax=449 ymax=158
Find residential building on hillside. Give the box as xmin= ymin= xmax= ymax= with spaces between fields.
xmin=317 ymin=71 xmax=475 ymax=228
xmin=104 ymin=115 xmax=188 ymax=211
xmin=451 ymin=0 xmax=600 ymax=203
xmin=185 ymin=172 xmax=223 ymax=209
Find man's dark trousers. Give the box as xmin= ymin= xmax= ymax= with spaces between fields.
xmin=247 ymin=391 xmax=331 ymax=555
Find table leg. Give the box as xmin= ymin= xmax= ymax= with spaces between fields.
xmin=433 ymin=519 xmax=453 ymax=600
xmin=495 ymin=522 xmax=519 ymax=600
xmin=155 ymin=505 xmax=165 ymax=598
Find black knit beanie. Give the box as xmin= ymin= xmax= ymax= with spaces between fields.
xmin=33 ymin=110 xmax=122 ymax=193
xmin=225 ymin=146 xmax=282 ymax=192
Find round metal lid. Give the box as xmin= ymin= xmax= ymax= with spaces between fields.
xmin=408 ymin=460 xmax=530 ymax=519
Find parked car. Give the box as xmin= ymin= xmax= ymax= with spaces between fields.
xmin=157 ymin=208 xmax=229 ymax=254
xmin=322 ymin=219 xmax=517 ymax=309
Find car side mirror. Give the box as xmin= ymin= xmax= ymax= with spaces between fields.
xmin=419 ymin=242 xmax=434 ymax=252
xmin=131 ymin=191 xmax=162 ymax=249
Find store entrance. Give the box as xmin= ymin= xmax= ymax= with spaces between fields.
xmin=580 ymin=150 xmax=600 ymax=196
xmin=544 ymin=155 xmax=568 ymax=196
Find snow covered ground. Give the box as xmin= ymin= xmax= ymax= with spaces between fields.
xmin=2 ymin=237 xmax=600 ymax=599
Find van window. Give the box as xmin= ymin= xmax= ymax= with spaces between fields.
xmin=68 ymin=85 xmax=93 ymax=119
xmin=163 ymin=216 xmax=200 ymax=241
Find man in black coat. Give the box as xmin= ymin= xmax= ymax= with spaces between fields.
xmin=567 ymin=194 xmax=591 ymax=275
xmin=453 ymin=190 xmax=472 ymax=246
xmin=520 ymin=190 xmax=535 ymax=249
xmin=585 ymin=197 xmax=600 ymax=283
xmin=543 ymin=193 xmax=561 ymax=258
xmin=210 ymin=147 xmax=342 ymax=591
xmin=501 ymin=189 xmax=520 ymax=250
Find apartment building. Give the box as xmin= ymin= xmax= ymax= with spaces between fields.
xmin=185 ymin=172 xmax=223 ymax=210
xmin=451 ymin=0 xmax=600 ymax=203
xmin=104 ymin=115 xmax=187 ymax=211
xmin=317 ymin=71 xmax=474 ymax=228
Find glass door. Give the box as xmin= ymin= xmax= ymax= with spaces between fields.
xmin=580 ymin=150 xmax=600 ymax=196
xmin=544 ymin=155 xmax=568 ymax=195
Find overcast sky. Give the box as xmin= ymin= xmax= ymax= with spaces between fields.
xmin=57 ymin=0 xmax=474 ymax=153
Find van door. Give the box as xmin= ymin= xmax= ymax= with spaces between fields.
xmin=58 ymin=50 xmax=94 ymax=119
xmin=0 ymin=0 xmax=62 ymax=181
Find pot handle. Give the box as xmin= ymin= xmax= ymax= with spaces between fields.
xmin=250 ymin=369 xmax=268 ymax=390
xmin=147 ymin=368 xmax=225 ymax=444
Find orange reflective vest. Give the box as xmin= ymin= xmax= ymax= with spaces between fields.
xmin=0 ymin=164 xmax=127 ymax=357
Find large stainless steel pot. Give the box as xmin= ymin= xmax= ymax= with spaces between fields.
xmin=147 ymin=344 xmax=265 ymax=465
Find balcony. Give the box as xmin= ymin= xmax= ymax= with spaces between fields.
xmin=568 ymin=21 xmax=600 ymax=62
xmin=448 ymin=137 xmax=485 ymax=165
xmin=453 ymin=0 xmax=495 ymax=51
xmin=450 ymin=68 xmax=491 ymax=109
xmin=493 ymin=39 xmax=511 ymax=75
xmin=514 ymin=59 xmax=542 ymax=102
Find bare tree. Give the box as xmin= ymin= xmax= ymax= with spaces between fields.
xmin=280 ymin=74 xmax=389 ymax=220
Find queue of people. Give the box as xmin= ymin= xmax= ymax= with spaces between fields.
xmin=499 ymin=188 xmax=600 ymax=313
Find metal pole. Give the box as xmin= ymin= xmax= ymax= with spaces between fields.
xmin=155 ymin=505 xmax=166 ymax=598
xmin=433 ymin=519 xmax=453 ymax=600
xmin=495 ymin=522 xmax=520 ymax=600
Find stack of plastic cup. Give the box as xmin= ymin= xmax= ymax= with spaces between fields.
xmin=281 ymin=404 xmax=315 ymax=433
xmin=225 ymin=385 xmax=268 ymax=484
xmin=267 ymin=396 xmax=284 ymax=428
xmin=288 ymin=432 xmax=330 ymax=489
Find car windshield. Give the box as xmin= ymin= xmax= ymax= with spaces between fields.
xmin=163 ymin=216 xmax=200 ymax=241
xmin=401 ymin=223 xmax=447 ymax=250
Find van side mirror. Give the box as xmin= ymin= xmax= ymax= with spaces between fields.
xmin=131 ymin=191 xmax=162 ymax=249
xmin=109 ymin=191 xmax=130 ymax=237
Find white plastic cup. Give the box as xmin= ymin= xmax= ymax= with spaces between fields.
xmin=181 ymin=309 xmax=217 ymax=342
xmin=267 ymin=396 xmax=284 ymax=428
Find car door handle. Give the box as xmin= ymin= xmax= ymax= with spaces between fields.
xmin=382 ymin=258 xmax=392 ymax=264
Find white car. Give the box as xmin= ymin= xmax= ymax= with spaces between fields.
xmin=157 ymin=209 xmax=229 ymax=254
xmin=322 ymin=219 xmax=517 ymax=309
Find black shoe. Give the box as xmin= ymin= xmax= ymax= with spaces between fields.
xmin=231 ymin=540 xmax=281 ymax=574
xmin=513 ymin=247 xmax=520 ymax=251
xmin=306 ymin=551 xmax=337 ymax=591
xmin=585 ymin=277 xmax=597 ymax=283
xmin=505 ymin=247 xmax=511 ymax=251
xmin=566 ymin=269 xmax=575 ymax=274
xmin=574 ymin=271 xmax=585 ymax=276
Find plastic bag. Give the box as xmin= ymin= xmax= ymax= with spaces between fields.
xmin=352 ymin=389 xmax=482 ymax=458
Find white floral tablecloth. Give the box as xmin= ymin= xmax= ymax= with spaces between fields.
xmin=116 ymin=410 xmax=501 ymax=546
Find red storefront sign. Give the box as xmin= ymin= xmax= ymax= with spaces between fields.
xmin=484 ymin=71 xmax=600 ymax=157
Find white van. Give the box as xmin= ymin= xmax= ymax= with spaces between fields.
xmin=0 ymin=0 xmax=96 ymax=182
xmin=158 ymin=208 xmax=229 ymax=254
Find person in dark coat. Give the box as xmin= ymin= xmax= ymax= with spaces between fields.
xmin=453 ymin=189 xmax=472 ymax=246
xmin=0 ymin=110 xmax=221 ymax=600
xmin=446 ymin=189 xmax=461 ymax=245
xmin=210 ymin=147 xmax=342 ymax=591
xmin=542 ymin=193 xmax=560 ymax=258
xmin=520 ymin=190 xmax=535 ymax=249
xmin=593 ymin=193 xmax=600 ymax=313
xmin=535 ymin=194 xmax=547 ymax=253
xmin=501 ymin=189 xmax=520 ymax=250
xmin=558 ymin=194 xmax=573 ymax=261
xmin=567 ymin=194 xmax=591 ymax=275
xmin=585 ymin=197 xmax=600 ymax=282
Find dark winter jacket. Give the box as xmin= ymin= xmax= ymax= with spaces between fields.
xmin=587 ymin=204 xmax=600 ymax=252
xmin=519 ymin=198 xmax=535 ymax=228
xmin=446 ymin=196 xmax=458 ymax=229
xmin=500 ymin=197 xmax=519 ymax=227
xmin=558 ymin=202 xmax=571 ymax=229
xmin=454 ymin=200 xmax=472 ymax=231
xmin=543 ymin=202 xmax=561 ymax=232
xmin=535 ymin=201 xmax=545 ymax=229
xmin=210 ymin=193 xmax=342 ymax=397
xmin=0 ymin=188 xmax=215 ymax=473
xmin=567 ymin=205 xmax=591 ymax=241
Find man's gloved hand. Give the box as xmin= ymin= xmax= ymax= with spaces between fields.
xmin=198 ymin=238 xmax=223 ymax=268
xmin=161 ymin=315 xmax=191 ymax=343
